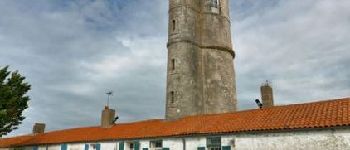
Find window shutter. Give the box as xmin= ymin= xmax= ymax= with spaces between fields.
xmin=134 ymin=141 xmax=141 ymax=150
xmin=33 ymin=146 xmax=38 ymax=150
xmin=61 ymin=144 xmax=67 ymax=150
xmin=96 ymin=143 xmax=101 ymax=150
xmin=85 ymin=144 xmax=89 ymax=150
xmin=142 ymin=148 xmax=148 ymax=150
xmin=197 ymin=147 xmax=205 ymax=150
xmin=119 ymin=142 xmax=125 ymax=150
xmin=162 ymin=148 xmax=170 ymax=150
xmin=222 ymin=146 xmax=231 ymax=150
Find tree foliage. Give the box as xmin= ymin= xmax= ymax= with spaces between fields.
xmin=0 ymin=66 xmax=31 ymax=137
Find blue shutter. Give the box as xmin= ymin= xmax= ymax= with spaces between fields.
xmin=197 ymin=147 xmax=205 ymax=150
xmin=96 ymin=143 xmax=101 ymax=150
xmin=85 ymin=144 xmax=89 ymax=150
xmin=33 ymin=146 xmax=39 ymax=150
xmin=119 ymin=142 xmax=124 ymax=150
xmin=134 ymin=141 xmax=140 ymax=150
xmin=142 ymin=148 xmax=148 ymax=150
xmin=61 ymin=144 xmax=67 ymax=150
xmin=222 ymin=146 xmax=231 ymax=150
xmin=162 ymin=148 xmax=170 ymax=150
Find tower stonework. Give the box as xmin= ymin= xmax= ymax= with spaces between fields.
xmin=166 ymin=0 xmax=237 ymax=120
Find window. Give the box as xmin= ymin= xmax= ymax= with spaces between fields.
xmin=126 ymin=141 xmax=139 ymax=150
xmin=150 ymin=140 xmax=163 ymax=150
xmin=91 ymin=144 xmax=97 ymax=149
xmin=170 ymin=91 xmax=175 ymax=104
xmin=172 ymin=20 xmax=176 ymax=31
xmin=171 ymin=59 xmax=175 ymax=71
xmin=129 ymin=143 xmax=134 ymax=149
xmin=207 ymin=137 xmax=221 ymax=150
xmin=90 ymin=143 xmax=101 ymax=150
xmin=211 ymin=0 xmax=219 ymax=8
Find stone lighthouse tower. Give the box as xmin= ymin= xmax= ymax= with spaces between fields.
xmin=166 ymin=0 xmax=237 ymax=120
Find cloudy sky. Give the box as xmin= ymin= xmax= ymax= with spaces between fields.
xmin=0 ymin=0 xmax=349 ymax=136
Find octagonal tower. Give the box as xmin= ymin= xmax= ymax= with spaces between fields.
xmin=166 ymin=0 xmax=237 ymax=120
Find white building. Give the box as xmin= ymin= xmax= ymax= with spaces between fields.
xmin=1 ymin=97 xmax=350 ymax=150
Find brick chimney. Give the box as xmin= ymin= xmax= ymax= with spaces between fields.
xmin=32 ymin=123 xmax=45 ymax=134
xmin=101 ymin=106 xmax=116 ymax=128
xmin=260 ymin=81 xmax=274 ymax=108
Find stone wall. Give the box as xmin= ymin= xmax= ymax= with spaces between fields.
xmin=166 ymin=0 xmax=237 ymax=120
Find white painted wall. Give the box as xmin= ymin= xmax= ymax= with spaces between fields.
xmin=38 ymin=146 xmax=46 ymax=150
xmin=186 ymin=137 xmax=206 ymax=150
xmin=5 ymin=128 xmax=350 ymax=150
xmin=68 ymin=143 xmax=84 ymax=150
xmin=100 ymin=142 xmax=116 ymax=150
xmin=124 ymin=141 xmax=134 ymax=150
xmin=47 ymin=144 xmax=60 ymax=150
xmin=139 ymin=140 xmax=150 ymax=150
xmin=235 ymin=128 xmax=350 ymax=150
xmin=163 ymin=138 xmax=182 ymax=150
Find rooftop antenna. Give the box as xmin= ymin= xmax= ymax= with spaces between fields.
xmin=263 ymin=80 xmax=271 ymax=86
xmin=106 ymin=90 xmax=113 ymax=107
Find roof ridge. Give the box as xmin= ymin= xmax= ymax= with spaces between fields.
xmin=175 ymin=97 xmax=350 ymax=120
xmin=38 ymin=119 xmax=164 ymax=135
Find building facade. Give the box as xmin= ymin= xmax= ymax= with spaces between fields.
xmin=3 ymin=128 xmax=350 ymax=150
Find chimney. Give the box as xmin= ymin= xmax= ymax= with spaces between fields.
xmin=32 ymin=123 xmax=45 ymax=134
xmin=260 ymin=80 xmax=274 ymax=108
xmin=101 ymin=106 xmax=116 ymax=128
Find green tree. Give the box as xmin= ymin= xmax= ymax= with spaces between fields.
xmin=0 ymin=66 xmax=31 ymax=137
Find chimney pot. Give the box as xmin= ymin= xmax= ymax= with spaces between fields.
xmin=101 ymin=107 xmax=116 ymax=128
xmin=32 ymin=123 xmax=45 ymax=134
xmin=260 ymin=81 xmax=274 ymax=108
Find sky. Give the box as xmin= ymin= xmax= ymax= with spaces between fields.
xmin=0 ymin=0 xmax=349 ymax=137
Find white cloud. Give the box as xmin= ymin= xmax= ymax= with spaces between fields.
xmin=233 ymin=0 xmax=350 ymax=109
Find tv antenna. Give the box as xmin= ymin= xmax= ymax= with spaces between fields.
xmin=106 ymin=90 xmax=113 ymax=107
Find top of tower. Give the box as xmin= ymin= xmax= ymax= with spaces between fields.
xmin=262 ymin=80 xmax=272 ymax=87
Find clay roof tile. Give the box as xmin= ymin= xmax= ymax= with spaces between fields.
xmin=1 ymin=97 xmax=349 ymax=148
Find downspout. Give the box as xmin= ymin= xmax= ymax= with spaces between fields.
xmin=182 ymin=138 xmax=186 ymax=150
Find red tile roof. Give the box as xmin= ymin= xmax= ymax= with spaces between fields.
xmin=1 ymin=97 xmax=349 ymax=148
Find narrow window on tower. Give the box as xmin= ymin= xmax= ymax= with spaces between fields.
xmin=172 ymin=20 xmax=176 ymax=31
xmin=211 ymin=0 xmax=219 ymax=8
xmin=171 ymin=59 xmax=175 ymax=71
xmin=170 ymin=91 xmax=175 ymax=104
